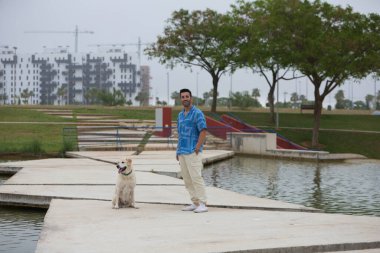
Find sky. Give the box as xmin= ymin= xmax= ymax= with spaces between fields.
xmin=0 ymin=0 xmax=379 ymax=106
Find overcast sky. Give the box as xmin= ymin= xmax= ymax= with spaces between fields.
xmin=0 ymin=0 xmax=379 ymax=106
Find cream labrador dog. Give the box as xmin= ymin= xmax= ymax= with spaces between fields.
xmin=112 ymin=158 xmax=136 ymax=209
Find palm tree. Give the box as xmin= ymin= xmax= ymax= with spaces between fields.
xmin=251 ymin=88 xmax=260 ymax=100
xmin=20 ymin=89 xmax=34 ymax=104
xmin=57 ymin=86 xmax=67 ymax=105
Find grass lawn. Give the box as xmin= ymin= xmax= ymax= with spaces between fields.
xmin=71 ymin=106 xmax=155 ymax=119
xmin=205 ymin=110 xmax=380 ymax=159
xmin=215 ymin=111 xmax=380 ymax=131
xmin=0 ymin=107 xmax=75 ymax=155
xmin=1 ymin=105 xmax=379 ymax=159
xmin=277 ymin=128 xmax=380 ymax=159
xmin=0 ymin=107 xmax=74 ymax=122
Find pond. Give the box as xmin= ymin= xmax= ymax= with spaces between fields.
xmin=0 ymin=175 xmax=45 ymax=253
xmin=203 ymin=156 xmax=380 ymax=216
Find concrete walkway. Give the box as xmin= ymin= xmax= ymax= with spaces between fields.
xmin=37 ymin=200 xmax=380 ymax=253
xmin=0 ymin=150 xmax=379 ymax=253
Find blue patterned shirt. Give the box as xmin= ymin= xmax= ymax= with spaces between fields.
xmin=176 ymin=105 xmax=207 ymax=155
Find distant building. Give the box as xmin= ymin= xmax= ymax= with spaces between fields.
xmin=0 ymin=46 xmax=144 ymax=105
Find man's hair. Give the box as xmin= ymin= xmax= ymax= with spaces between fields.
xmin=180 ymin=88 xmax=192 ymax=97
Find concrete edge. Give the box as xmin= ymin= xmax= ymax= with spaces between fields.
xmin=234 ymin=152 xmax=369 ymax=162
xmin=150 ymin=170 xmax=181 ymax=178
xmin=0 ymin=193 xmax=321 ymax=213
xmin=136 ymin=201 xmax=322 ymax=213
xmin=223 ymin=242 xmax=380 ymax=253
xmin=202 ymin=151 xmax=235 ymax=165
xmin=0 ymin=166 xmax=23 ymax=175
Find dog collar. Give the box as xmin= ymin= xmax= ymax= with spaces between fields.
xmin=121 ymin=170 xmax=133 ymax=176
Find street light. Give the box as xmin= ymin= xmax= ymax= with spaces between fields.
xmin=374 ymin=75 xmax=378 ymax=110
xmin=196 ymin=72 xmax=199 ymax=106
xmin=229 ymin=72 xmax=233 ymax=109
xmin=166 ymin=72 xmax=169 ymax=106
xmin=276 ymin=73 xmax=280 ymax=129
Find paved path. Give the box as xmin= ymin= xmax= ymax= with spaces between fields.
xmin=0 ymin=150 xmax=379 ymax=253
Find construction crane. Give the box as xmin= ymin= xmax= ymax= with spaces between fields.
xmin=88 ymin=37 xmax=151 ymax=66
xmin=25 ymin=25 xmax=94 ymax=53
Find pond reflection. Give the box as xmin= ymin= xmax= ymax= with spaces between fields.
xmin=0 ymin=175 xmax=45 ymax=253
xmin=203 ymin=156 xmax=380 ymax=216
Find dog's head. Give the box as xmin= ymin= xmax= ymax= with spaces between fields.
xmin=116 ymin=159 xmax=132 ymax=174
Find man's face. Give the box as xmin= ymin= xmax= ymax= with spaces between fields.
xmin=180 ymin=92 xmax=192 ymax=108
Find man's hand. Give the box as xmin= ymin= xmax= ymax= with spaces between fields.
xmin=176 ymin=154 xmax=179 ymax=161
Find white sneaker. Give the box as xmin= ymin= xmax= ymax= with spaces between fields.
xmin=182 ymin=204 xmax=197 ymax=211
xmin=194 ymin=203 xmax=208 ymax=213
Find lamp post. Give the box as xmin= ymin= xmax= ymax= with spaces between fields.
xmin=276 ymin=73 xmax=280 ymax=129
xmin=229 ymin=72 xmax=233 ymax=109
xmin=375 ymin=75 xmax=378 ymax=110
xmin=166 ymin=72 xmax=169 ymax=106
xmin=13 ymin=47 xmax=17 ymax=105
xmin=196 ymin=72 xmax=199 ymax=106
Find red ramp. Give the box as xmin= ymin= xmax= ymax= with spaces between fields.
xmin=205 ymin=116 xmax=240 ymax=140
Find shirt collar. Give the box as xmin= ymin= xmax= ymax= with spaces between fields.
xmin=182 ymin=105 xmax=195 ymax=114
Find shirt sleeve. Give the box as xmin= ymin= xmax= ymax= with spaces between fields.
xmin=176 ymin=114 xmax=180 ymax=153
xmin=196 ymin=111 xmax=207 ymax=132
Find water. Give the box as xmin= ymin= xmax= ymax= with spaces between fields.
xmin=0 ymin=175 xmax=45 ymax=253
xmin=203 ymin=156 xmax=380 ymax=216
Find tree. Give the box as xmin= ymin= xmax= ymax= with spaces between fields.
xmin=251 ymin=88 xmax=260 ymax=100
xmin=274 ymin=0 xmax=380 ymax=146
xmin=203 ymin=89 xmax=219 ymax=107
xmin=353 ymin=101 xmax=366 ymax=110
xmin=20 ymin=88 xmax=34 ymax=104
xmin=377 ymin=90 xmax=380 ymax=109
xmin=97 ymin=88 xmax=125 ymax=106
xmin=231 ymin=90 xmax=261 ymax=109
xmin=145 ymin=9 xmax=238 ymax=113
xmin=171 ymin=91 xmax=181 ymax=106
xmin=290 ymin=92 xmax=299 ymax=108
xmin=0 ymin=93 xmax=7 ymax=105
xmin=84 ymin=88 xmax=100 ymax=105
xmin=126 ymin=100 xmax=133 ymax=106
xmin=365 ymin=94 xmax=374 ymax=109
xmin=57 ymin=86 xmax=67 ymax=105
xmin=335 ymin=90 xmax=345 ymax=109
xmin=135 ymin=91 xmax=150 ymax=106
xmin=231 ymin=0 xmax=303 ymax=123
xmin=299 ymin=95 xmax=308 ymax=104
xmin=290 ymin=92 xmax=298 ymax=102
xmin=217 ymin=97 xmax=230 ymax=107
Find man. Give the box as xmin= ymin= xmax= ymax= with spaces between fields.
xmin=176 ymin=88 xmax=208 ymax=213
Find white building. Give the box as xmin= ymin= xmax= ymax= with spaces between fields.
xmin=0 ymin=46 xmax=145 ymax=105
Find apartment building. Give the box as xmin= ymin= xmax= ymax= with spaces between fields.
xmin=0 ymin=46 xmax=148 ymax=105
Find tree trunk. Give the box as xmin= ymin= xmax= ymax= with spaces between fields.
xmin=312 ymin=95 xmax=324 ymax=147
xmin=211 ymin=74 xmax=220 ymax=113
xmin=268 ymin=84 xmax=276 ymax=124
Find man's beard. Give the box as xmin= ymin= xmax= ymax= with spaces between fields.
xmin=183 ymin=101 xmax=190 ymax=107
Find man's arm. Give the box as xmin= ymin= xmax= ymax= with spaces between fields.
xmin=195 ymin=129 xmax=207 ymax=155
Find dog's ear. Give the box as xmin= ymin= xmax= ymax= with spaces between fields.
xmin=126 ymin=159 xmax=132 ymax=163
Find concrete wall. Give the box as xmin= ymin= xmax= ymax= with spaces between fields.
xmin=230 ymin=132 xmax=276 ymax=155
xmin=230 ymin=132 xmax=331 ymax=160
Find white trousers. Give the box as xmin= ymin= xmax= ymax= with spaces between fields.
xmin=179 ymin=152 xmax=207 ymax=205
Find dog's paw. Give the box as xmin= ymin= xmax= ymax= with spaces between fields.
xmin=112 ymin=205 xmax=119 ymax=209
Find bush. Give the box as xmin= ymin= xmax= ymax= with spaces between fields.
xmin=21 ymin=139 xmax=45 ymax=155
xmin=59 ymin=140 xmax=77 ymax=157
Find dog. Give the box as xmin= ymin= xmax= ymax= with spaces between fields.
xmin=112 ymin=158 xmax=136 ymax=209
